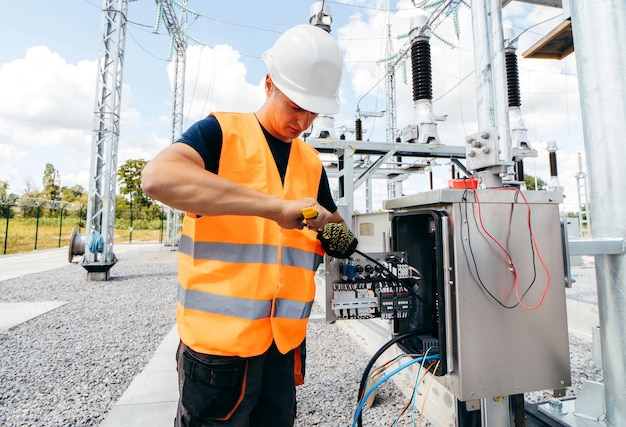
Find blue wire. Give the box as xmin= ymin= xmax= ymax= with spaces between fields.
xmin=363 ymin=353 xmax=419 ymax=396
xmin=411 ymin=347 xmax=438 ymax=426
xmin=351 ymin=353 xmax=440 ymax=427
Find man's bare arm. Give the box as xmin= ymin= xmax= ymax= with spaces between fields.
xmin=141 ymin=143 xmax=332 ymax=230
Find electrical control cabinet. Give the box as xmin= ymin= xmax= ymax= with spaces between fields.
xmin=391 ymin=209 xmax=448 ymax=374
xmin=385 ymin=188 xmax=571 ymax=401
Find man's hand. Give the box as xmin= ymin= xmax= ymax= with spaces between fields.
xmin=276 ymin=199 xmax=331 ymax=230
xmin=316 ymin=223 xmax=358 ymax=259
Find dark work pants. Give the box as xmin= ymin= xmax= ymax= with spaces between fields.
xmin=175 ymin=341 xmax=296 ymax=427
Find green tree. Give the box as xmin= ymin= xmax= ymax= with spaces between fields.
xmin=117 ymin=159 xmax=152 ymax=208
xmin=60 ymin=184 xmax=86 ymax=203
xmin=18 ymin=179 xmax=41 ymax=217
xmin=42 ymin=163 xmax=61 ymax=201
xmin=22 ymin=178 xmax=40 ymax=197
xmin=524 ymin=174 xmax=547 ymax=191
xmin=0 ymin=180 xmax=17 ymax=206
xmin=60 ymin=184 xmax=87 ymax=223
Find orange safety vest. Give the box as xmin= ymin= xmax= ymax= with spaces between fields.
xmin=176 ymin=112 xmax=325 ymax=357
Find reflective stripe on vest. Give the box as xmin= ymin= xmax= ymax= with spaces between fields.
xmin=282 ymin=245 xmax=324 ymax=272
xmin=179 ymin=234 xmax=278 ymax=264
xmin=177 ymin=285 xmax=313 ymax=321
xmin=177 ymin=284 xmax=273 ymax=320
xmin=274 ymin=298 xmax=313 ymax=319
xmin=179 ymin=234 xmax=322 ymax=271
xmin=178 ymin=235 xmax=324 ymax=271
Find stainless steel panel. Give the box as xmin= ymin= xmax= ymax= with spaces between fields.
xmin=390 ymin=190 xmax=571 ymax=400
xmin=383 ymin=188 xmax=563 ymax=211
xmin=445 ymin=192 xmax=571 ymax=400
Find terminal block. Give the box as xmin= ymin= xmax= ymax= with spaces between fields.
xmin=324 ymin=252 xmax=413 ymax=321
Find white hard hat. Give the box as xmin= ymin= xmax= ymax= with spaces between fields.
xmin=262 ymin=24 xmax=343 ymax=114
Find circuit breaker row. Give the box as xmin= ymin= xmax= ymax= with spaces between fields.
xmin=330 ymin=258 xmax=412 ymax=320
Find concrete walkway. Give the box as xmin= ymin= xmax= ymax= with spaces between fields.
xmin=100 ymin=325 xmax=180 ymax=427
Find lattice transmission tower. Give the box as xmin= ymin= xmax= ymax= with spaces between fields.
xmin=82 ymin=0 xmax=128 ymax=280
xmin=156 ymin=0 xmax=189 ymax=247
xmin=82 ymin=0 xmax=189 ymax=279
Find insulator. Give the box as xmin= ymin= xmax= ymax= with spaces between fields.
xmin=355 ymin=118 xmax=363 ymax=141
xmin=549 ymin=151 xmax=558 ymax=177
xmin=410 ymin=39 xmax=432 ymax=101
xmin=505 ymin=51 xmax=521 ymax=107
xmin=516 ymin=159 xmax=525 ymax=182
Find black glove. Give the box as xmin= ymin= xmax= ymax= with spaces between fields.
xmin=317 ymin=223 xmax=358 ymax=259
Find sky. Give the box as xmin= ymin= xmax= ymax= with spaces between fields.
xmin=0 ymin=0 xmax=585 ymax=213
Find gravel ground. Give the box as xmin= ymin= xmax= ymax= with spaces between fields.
xmin=296 ymin=309 xmax=427 ymax=427
xmin=0 ymin=248 xmax=178 ymax=427
xmin=0 ymin=249 xmax=604 ymax=427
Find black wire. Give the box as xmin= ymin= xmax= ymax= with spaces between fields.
xmin=460 ymin=189 xmax=517 ymax=309
xmin=356 ymin=330 xmax=424 ymax=427
xmin=354 ymin=249 xmax=426 ymax=304
xmin=354 ymin=249 xmax=414 ymax=284
xmin=459 ymin=188 xmax=540 ymax=309
xmin=512 ymin=189 xmax=540 ymax=302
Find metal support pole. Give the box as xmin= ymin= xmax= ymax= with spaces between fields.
xmin=34 ymin=205 xmax=41 ymax=251
xmin=366 ymin=179 xmax=372 ymax=213
xmin=570 ymin=1 xmax=626 ymax=425
xmin=83 ymin=0 xmax=128 ymax=280
xmin=468 ymin=0 xmax=512 ymax=186
xmin=58 ymin=207 xmax=65 ymax=247
xmin=470 ymin=2 xmax=518 ymax=424
xmin=158 ymin=0 xmax=188 ymax=247
xmin=336 ymin=148 xmax=354 ymax=216
xmin=481 ymin=396 xmax=511 ymax=427
xmin=3 ymin=204 xmax=10 ymax=255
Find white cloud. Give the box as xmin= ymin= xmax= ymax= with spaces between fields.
xmin=0 ymin=46 xmax=94 ymax=130
xmin=0 ymin=143 xmax=27 ymax=192
xmin=176 ymin=44 xmax=265 ymax=123
xmin=0 ymin=45 xmax=148 ymax=194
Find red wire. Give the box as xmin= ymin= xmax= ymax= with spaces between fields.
xmin=502 ymin=188 xmax=551 ymax=310
xmin=472 ymin=188 xmax=551 ymax=310
xmin=472 ymin=189 xmax=517 ymax=301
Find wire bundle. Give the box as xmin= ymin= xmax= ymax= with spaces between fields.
xmin=352 ymin=330 xmax=440 ymax=427
xmin=459 ymin=187 xmax=551 ymax=310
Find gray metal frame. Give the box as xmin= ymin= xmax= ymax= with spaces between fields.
xmin=386 ymin=189 xmax=571 ymax=402
xmin=570 ymin=1 xmax=626 ymax=424
xmin=157 ymin=0 xmax=187 ymax=247
xmin=83 ymin=0 xmax=128 ymax=278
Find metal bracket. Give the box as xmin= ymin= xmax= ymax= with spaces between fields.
xmin=568 ymin=238 xmax=625 ymax=256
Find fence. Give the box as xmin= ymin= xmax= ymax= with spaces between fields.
xmin=1 ymin=201 xmax=168 ymax=256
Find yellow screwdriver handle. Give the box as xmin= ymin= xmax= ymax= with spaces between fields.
xmin=301 ymin=207 xmax=318 ymax=219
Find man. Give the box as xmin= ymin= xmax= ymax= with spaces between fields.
xmin=141 ymin=24 xmax=345 ymax=426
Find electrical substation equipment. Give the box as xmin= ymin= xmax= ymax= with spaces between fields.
xmin=327 ymin=187 xmax=572 ymax=426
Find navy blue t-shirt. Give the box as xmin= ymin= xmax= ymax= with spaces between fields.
xmin=176 ymin=115 xmax=337 ymax=214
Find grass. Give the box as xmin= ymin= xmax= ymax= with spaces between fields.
xmin=0 ymin=216 xmax=164 ymax=256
